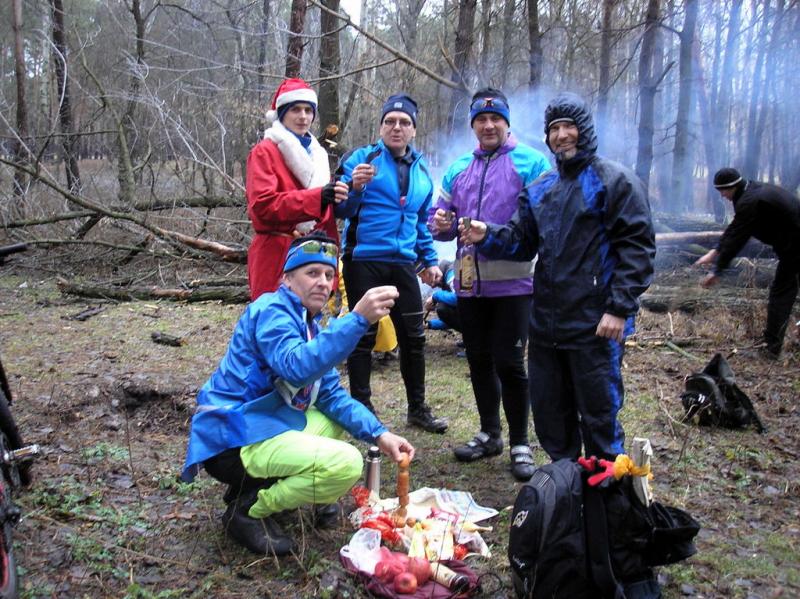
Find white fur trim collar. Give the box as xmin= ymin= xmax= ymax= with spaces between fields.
xmin=263 ymin=121 xmax=330 ymax=189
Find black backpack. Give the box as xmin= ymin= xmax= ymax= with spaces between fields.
xmin=681 ymin=353 xmax=765 ymax=433
xmin=508 ymin=459 xmax=700 ymax=599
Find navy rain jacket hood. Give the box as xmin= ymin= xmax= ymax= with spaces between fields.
xmin=544 ymin=92 xmax=598 ymax=163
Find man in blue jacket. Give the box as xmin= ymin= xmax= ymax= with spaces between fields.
xmin=335 ymin=93 xmax=447 ymax=433
xmin=182 ymin=233 xmax=415 ymax=556
xmin=460 ymin=93 xmax=655 ymax=461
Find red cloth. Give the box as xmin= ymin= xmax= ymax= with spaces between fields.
xmin=245 ymin=139 xmax=339 ymax=300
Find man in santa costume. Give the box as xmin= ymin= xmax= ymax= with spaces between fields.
xmin=246 ymin=78 xmax=348 ymax=300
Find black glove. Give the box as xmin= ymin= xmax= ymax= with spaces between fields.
xmin=321 ymin=182 xmax=337 ymax=208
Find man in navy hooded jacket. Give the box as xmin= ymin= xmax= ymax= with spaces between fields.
xmin=460 ymin=93 xmax=656 ymax=461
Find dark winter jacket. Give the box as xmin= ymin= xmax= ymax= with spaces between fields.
xmin=478 ymin=93 xmax=656 ymax=347
xmin=715 ymin=181 xmax=800 ymax=274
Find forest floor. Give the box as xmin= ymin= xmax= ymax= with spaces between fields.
xmin=0 ymin=256 xmax=798 ymax=599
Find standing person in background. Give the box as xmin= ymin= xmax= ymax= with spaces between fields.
xmin=695 ymin=167 xmax=800 ymax=359
xmin=335 ymin=94 xmax=447 ymax=434
xmin=246 ymin=78 xmax=348 ymax=300
xmin=429 ymin=88 xmax=550 ymax=480
xmin=424 ymin=259 xmax=461 ymax=333
xmin=459 ymin=92 xmax=655 ymax=462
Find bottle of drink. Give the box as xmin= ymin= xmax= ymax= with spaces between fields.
xmin=430 ymin=562 xmax=470 ymax=592
xmin=365 ymin=446 xmax=382 ymax=498
xmin=458 ymin=217 xmax=475 ymax=291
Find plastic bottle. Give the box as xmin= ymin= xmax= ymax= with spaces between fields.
xmin=365 ymin=446 xmax=382 ymax=498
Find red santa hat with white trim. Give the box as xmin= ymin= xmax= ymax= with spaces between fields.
xmin=266 ymin=78 xmax=318 ymax=124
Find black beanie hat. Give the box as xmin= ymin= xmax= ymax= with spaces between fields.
xmin=381 ymin=93 xmax=418 ymax=126
xmin=713 ymin=167 xmax=743 ymax=189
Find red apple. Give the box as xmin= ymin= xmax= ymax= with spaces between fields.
xmin=407 ymin=556 xmax=431 ymax=586
xmin=393 ymin=571 xmax=418 ymax=594
xmin=374 ymin=559 xmax=405 ymax=584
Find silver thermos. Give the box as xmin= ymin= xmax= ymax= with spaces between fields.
xmin=365 ymin=445 xmax=381 ymax=498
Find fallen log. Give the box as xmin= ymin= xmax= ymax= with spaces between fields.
xmin=640 ymin=285 xmax=800 ymax=313
xmin=57 ymin=278 xmax=249 ymax=303
xmin=655 ymin=231 xmax=722 ymax=245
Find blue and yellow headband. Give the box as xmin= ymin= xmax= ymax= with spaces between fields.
xmin=283 ymin=239 xmax=338 ymax=273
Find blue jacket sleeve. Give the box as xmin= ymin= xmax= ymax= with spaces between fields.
xmin=254 ymin=306 xmax=369 ymax=388
xmin=478 ymin=188 xmax=539 ymax=261
xmin=333 ymin=147 xmax=367 ymax=219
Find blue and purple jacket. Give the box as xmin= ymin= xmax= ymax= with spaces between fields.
xmin=429 ymin=134 xmax=550 ymax=297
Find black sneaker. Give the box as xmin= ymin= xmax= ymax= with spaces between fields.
xmin=407 ymin=405 xmax=448 ymax=433
xmin=222 ymin=493 xmax=295 ymax=556
xmin=313 ymin=503 xmax=342 ymax=530
xmin=453 ymin=432 xmax=503 ymax=462
xmin=509 ymin=445 xmax=535 ymax=481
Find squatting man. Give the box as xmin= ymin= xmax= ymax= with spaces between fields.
xmin=181 ymin=233 xmax=415 ymax=556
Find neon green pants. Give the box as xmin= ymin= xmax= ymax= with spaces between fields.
xmin=240 ymin=408 xmax=363 ymax=519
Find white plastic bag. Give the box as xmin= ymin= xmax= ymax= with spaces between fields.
xmin=339 ymin=528 xmax=382 ymax=575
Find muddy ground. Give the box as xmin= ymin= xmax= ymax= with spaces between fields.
xmin=0 ymin=257 xmax=798 ymax=599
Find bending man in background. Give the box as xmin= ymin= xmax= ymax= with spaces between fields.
xmin=695 ymin=167 xmax=800 ymax=359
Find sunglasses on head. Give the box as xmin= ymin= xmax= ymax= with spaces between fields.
xmin=292 ymin=239 xmax=338 ymax=258
xmin=470 ymin=97 xmax=509 ymax=112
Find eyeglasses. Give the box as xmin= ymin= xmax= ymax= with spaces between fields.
xmin=291 ymin=239 xmax=338 ymax=258
xmin=382 ymin=117 xmax=414 ymax=129
xmin=469 ymin=97 xmax=509 ymax=112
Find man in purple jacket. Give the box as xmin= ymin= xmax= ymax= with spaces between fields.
xmin=429 ymin=88 xmax=550 ymax=480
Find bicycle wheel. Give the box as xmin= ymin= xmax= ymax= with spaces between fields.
xmin=0 ymin=391 xmax=26 ymax=489
xmin=0 ymin=435 xmax=17 ymax=599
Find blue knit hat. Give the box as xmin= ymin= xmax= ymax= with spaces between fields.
xmin=283 ymin=233 xmax=338 ymax=273
xmin=469 ymin=88 xmax=510 ymax=126
xmin=382 ymin=93 xmax=418 ymax=126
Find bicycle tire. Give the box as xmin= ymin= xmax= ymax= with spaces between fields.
xmin=0 ymin=391 xmax=27 ymax=488
xmin=0 ymin=435 xmax=17 ymax=599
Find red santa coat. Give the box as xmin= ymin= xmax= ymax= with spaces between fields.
xmin=245 ymin=121 xmax=339 ymax=299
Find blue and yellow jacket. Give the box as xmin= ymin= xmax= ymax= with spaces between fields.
xmin=335 ymin=140 xmax=438 ymax=267
xmin=182 ymin=285 xmax=387 ymax=480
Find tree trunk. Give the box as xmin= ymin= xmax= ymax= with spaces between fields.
xmin=743 ymin=0 xmax=782 ymax=180
xmin=285 ymin=0 xmax=308 ymax=78
xmin=118 ymin=0 xmax=147 ymax=205
xmin=778 ymin=6 xmax=800 ymax=190
xmin=448 ymin=0 xmax=477 ymax=133
xmin=50 ymin=0 xmax=82 ymax=194
xmin=741 ymin=0 xmax=767 ymax=178
xmin=716 ymin=1 xmax=742 ymax=174
xmin=479 ymin=0 xmax=492 ymax=74
xmin=671 ymin=0 xmax=698 ymax=213
xmin=692 ymin=40 xmax=722 ymax=217
xmin=11 ymin=0 xmax=30 ymax=200
xmin=318 ymin=0 xmax=341 ymax=134
xmin=257 ymin=0 xmax=271 ymax=103
xmin=499 ymin=0 xmax=515 ymax=87
xmin=597 ymin=0 xmax=616 ymax=144
xmin=527 ymin=0 xmax=542 ymax=90
xmin=635 ymin=0 xmax=660 ymax=190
